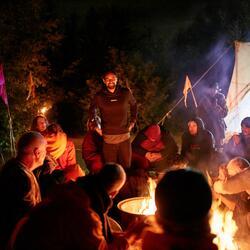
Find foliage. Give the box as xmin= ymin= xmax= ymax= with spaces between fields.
xmin=84 ymin=48 xmax=175 ymax=131
xmin=0 ymin=0 xmax=63 ymax=154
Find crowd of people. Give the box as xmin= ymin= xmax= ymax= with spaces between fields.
xmin=0 ymin=71 xmax=249 ymax=249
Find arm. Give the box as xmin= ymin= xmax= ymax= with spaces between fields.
xmin=66 ymin=140 xmax=77 ymax=167
xmin=132 ymin=132 xmax=148 ymax=156
xmin=215 ymin=93 xmax=228 ymax=118
xmin=161 ymin=131 xmax=178 ymax=159
xmin=89 ymin=95 xmax=102 ymax=134
xmin=129 ymin=91 xmax=137 ymax=128
xmin=214 ymin=168 xmax=250 ymax=194
xmin=180 ymin=133 xmax=189 ymax=158
xmin=201 ymin=131 xmax=215 ymax=154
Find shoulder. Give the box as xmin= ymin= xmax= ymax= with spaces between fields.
xmin=216 ymin=92 xmax=226 ymax=99
xmin=0 ymin=159 xmax=28 ymax=186
xmin=95 ymin=89 xmax=104 ymax=97
xmin=182 ymin=132 xmax=190 ymax=140
xmin=66 ymin=139 xmax=75 ymax=149
xmin=203 ymin=129 xmax=213 ymax=138
xmin=1 ymin=159 xmax=23 ymax=175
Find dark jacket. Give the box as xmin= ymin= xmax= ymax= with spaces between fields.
xmin=89 ymin=85 xmax=137 ymax=135
xmin=0 ymin=159 xmax=38 ymax=246
xmin=198 ymin=91 xmax=228 ymax=146
xmin=76 ymin=175 xmax=113 ymax=242
xmin=181 ymin=123 xmax=215 ymax=168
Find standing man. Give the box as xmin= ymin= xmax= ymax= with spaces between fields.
xmin=198 ymin=82 xmax=228 ymax=149
xmin=89 ymin=71 xmax=137 ymax=169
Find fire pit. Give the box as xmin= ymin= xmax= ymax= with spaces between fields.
xmin=117 ymin=196 xmax=156 ymax=228
xmin=118 ymin=196 xmax=156 ymax=216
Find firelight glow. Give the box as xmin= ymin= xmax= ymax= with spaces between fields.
xmin=209 ymin=201 xmax=238 ymax=250
xmin=40 ymin=106 xmax=48 ymax=115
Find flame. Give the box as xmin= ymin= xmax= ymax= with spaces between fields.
xmin=210 ymin=200 xmax=238 ymax=250
xmin=138 ymin=177 xmax=157 ymax=215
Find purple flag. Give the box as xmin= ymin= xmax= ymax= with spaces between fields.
xmin=0 ymin=64 xmax=8 ymax=106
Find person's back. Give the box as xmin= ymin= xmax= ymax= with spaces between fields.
xmin=10 ymin=184 xmax=106 ymax=250
xmin=142 ymin=168 xmax=218 ymax=250
xmin=82 ymin=130 xmax=104 ymax=173
xmin=76 ymin=163 xmax=126 ymax=242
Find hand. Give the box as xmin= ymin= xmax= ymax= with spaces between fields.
xmin=232 ymin=134 xmax=240 ymax=145
xmin=145 ymin=152 xmax=162 ymax=162
xmin=129 ymin=122 xmax=135 ymax=132
xmin=218 ymin=165 xmax=228 ymax=181
xmin=95 ymin=127 xmax=103 ymax=136
xmin=45 ymin=154 xmax=58 ymax=173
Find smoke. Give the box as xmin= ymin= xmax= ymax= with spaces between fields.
xmin=192 ymin=37 xmax=235 ymax=98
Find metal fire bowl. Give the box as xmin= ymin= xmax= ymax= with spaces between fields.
xmin=117 ymin=196 xmax=154 ymax=216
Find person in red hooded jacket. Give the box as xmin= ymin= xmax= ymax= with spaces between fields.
xmin=132 ymin=124 xmax=178 ymax=172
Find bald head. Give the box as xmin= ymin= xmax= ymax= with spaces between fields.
xmin=227 ymin=157 xmax=249 ymax=177
xmin=17 ymin=131 xmax=47 ymax=169
xmin=97 ymin=163 xmax=126 ymax=198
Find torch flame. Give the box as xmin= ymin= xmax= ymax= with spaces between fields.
xmin=40 ymin=106 xmax=48 ymax=115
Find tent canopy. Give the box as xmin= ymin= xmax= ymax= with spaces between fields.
xmin=225 ymin=41 xmax=250 ymax=134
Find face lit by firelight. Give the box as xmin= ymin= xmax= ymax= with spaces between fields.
xmin=36 ymin=117 xmax=47 ymax=132
xmin=102 ymin=72 xmax=117 ymax=92
xmin=242 ymin=124 xmax=250 ymax=137
xmin=188 ymin=121 xmax=198 ymax=135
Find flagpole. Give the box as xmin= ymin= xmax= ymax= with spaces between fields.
xmin=190 ymin=87 xmax=198 ymax=108
xmin=158 ymin=44 xmax=233 ymax=125
xmin=7 ymin=105 xmax=16 ymax=156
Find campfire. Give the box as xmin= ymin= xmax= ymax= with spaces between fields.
xmin=210 ymin=200 xmax=238 ymax=250
xmin=118 ymin=177 xmax=240 ymax=250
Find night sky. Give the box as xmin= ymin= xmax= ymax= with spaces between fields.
xmin=0 ymin=0 xmax=247 ymax=137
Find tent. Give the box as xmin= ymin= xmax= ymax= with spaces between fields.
xmin=225 ymin=41 xmax=250 ymax=134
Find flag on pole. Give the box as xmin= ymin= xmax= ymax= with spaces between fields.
xmin=26 ymin=71 xmax=35 ymax=100
xmin=183 ymin=75 xmax=192 ymax=107
xmin=0 ymin=64 xmax=8 ymax=106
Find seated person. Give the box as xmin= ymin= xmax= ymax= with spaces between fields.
xmin=10 ymin=184 xmax=107 ymax=250
xmin=224 ymin=117 xmax=250 ymax=162
xmin=181 ymin=117 xmax=215 ymax=172
xmin=214 ymin=157 xmax=250 ymax=194
xmin=82 ymin=117 xmax=104 ymax=174
xmin=132 ymin=124 xmax=178 ymax=172
xmin=0 ymin=132 xmax=44 ymax=248
xmin=45 ymin=123 xmax=84 ymax=182
xmin=31 ymin=115 xmax=48 ymax=136
xmin=142 ymin=168 xmax=218 ymax=250
xmin=213 ymin=157 xmax=250 ymax=242
xmin=76 ymin=163 xmax=146 ymax=248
